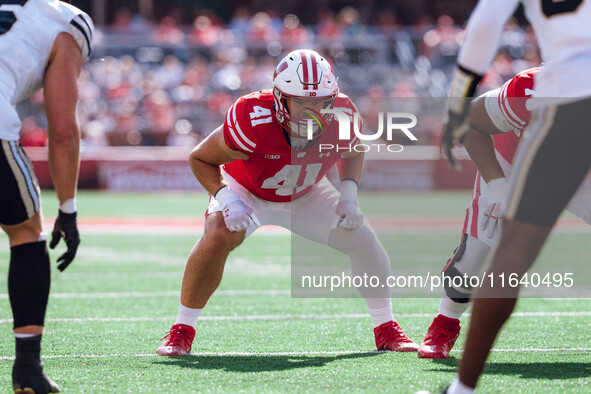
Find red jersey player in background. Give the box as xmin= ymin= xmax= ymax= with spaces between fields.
xmin=439 ymin=0 xmax=591 ymax=391
xmin=418 ymin=67 xmax=591 ymax=359
xmin=156 ymin=49 xmax=419 ymax=356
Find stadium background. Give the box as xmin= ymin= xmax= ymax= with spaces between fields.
xmin=18 ymin=0 xmax=540 ymax=192
xmin=3 ymin=2 xmax=591 ymax=393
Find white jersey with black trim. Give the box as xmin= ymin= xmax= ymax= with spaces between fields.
xmin=0 ymin=0 xmax=93 ymax=141
xmin=458 ymin=0 xmax=591 ymax=107
xmin=522 ymin=0 xmax=591 ymax=105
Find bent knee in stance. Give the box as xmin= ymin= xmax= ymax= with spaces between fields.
xmin=1 ymin=212 xmax=44 ymax=247
xmin=201 ymin=213 xmax=246 ymax=252
xmin=328 ymin=222 xmax=384 ymax=256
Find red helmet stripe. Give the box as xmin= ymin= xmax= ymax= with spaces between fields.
xmin=300 ymin=50 xmax=309 ymax=90
xmin=310 ymin=52 xmax=319 ymax=90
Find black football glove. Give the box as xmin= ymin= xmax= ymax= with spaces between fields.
xmin=440 ymin=66 xmax=483 ymax=171
xmin=440 ymin=112 xmax=471 ymax=171
xmin=49 ymin=210 xmax=80 ymax=271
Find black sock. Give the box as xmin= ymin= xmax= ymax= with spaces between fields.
xmin=9 ymin=241 xmax=50 ymax=328
xmin=15 ymin=335 xmax=42 ymax=364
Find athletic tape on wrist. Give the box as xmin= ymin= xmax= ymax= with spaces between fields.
xmin=486 ymin=177 xmax=508 ymax=203
xmin=339 ymin=179 xmax=359 ymax=202
xmin=214 ymin=185 xmax=240 ymax=207
xmin=59 ymin=198 xmax=77 ymax=214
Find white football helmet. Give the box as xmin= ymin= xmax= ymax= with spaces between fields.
xmin=272 ymin=49 xmax=339 ymax=143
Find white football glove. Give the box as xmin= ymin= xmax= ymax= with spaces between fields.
xmin=215 ymin=186 xmax=260 ymax=232
xmin=336 ymin=180 xmax=365 ymax=230
xmin=480 ymin=177 xmax=508 ymax=238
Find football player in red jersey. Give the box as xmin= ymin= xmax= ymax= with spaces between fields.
xmin=439 ymin=0 xmax=591 ymax=389
xmin=419 ymin=67 xmax=591 ymax=359
xmin=157 ymin=49 xmax=419 ymax=356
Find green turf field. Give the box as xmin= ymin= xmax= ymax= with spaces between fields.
xmin=0 ymin=191 xmax=590 ymax=393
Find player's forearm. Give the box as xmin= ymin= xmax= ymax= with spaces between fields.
xmin=188 ymin=127 xmax=246 ymax=195
xmin=48 ymin=127 xmax=80 ymax=204
xmin=189 ymin=156 xmax=226 ymax=196
xmin=463 ymin=127 xmax=504 ymax=183
xmin=337 ymin=151 xmax=364 ymax=184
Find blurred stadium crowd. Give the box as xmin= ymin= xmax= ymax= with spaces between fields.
xmin=17 ymin=4 xmax=541 ymax=148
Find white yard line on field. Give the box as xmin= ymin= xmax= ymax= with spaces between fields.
xmin=0 ymin=289 xmax=590 ymax=300
xmin=0 ymin=311 xmax=590 ymax=325
xmin=0 ymin=289 xmax=290 ymax=300
xmin=1 ymin=347 xmax=591 ymax=361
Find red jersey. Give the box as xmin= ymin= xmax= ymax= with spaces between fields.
xmin=463 ymin=67 xmax=540 ymax=239
xmin=491 ymin=67 xmax=539 ymax=164
xmin=222 ymin=90 xmax=359 ymax=202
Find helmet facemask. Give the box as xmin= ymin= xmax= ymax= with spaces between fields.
xmin=272 ymin=49 xmax=339 ymax=149
xmin=275 ymin=92 xmax=337 ymax=148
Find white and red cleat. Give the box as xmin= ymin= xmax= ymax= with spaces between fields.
xmin=157 ymin=324 xmax=196 ymax=357
xmin=418 ymin=314 xmax=461 ymax=359
xmin=374 ymin=321 xmax=419 ymax=352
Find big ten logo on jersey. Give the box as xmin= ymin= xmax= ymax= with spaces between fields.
xmin=250 ymin=106 xmax=273 ymax=127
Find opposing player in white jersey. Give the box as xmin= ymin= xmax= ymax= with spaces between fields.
xmin=440 ymin=0 xmax=591 ymax=392
xmin=157 ymin=49 xmax=419 ymax=357
xmin=419 ymin=67 xmax=591 ymax=359
xmin=0 ymin=0 xmax=93 ymax=392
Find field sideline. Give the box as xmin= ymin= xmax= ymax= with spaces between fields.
xmin=0 ymin=191 xmax=590 ymax=393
